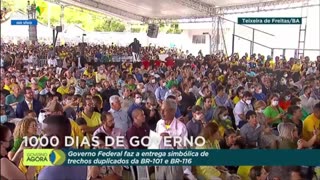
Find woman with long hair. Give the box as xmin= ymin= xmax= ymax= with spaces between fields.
xmin=195 ymin=122 xmax=228 ymax=180
xmin=212 ymin=106 xmax=233 ymax=137
xmin=0 ymin=124 xmax=36 ymax=179
xmin=8 ymin=117 xmax=37 ymax=159
xmin=277 ymin=122 xmax=319 ymax=149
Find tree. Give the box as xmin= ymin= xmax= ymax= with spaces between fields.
xmin=1 ymin=0 xmax=182 ymax=33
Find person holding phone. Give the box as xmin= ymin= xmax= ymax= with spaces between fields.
xmin=303 ymin=102 xmax=320 ymax=147
xmin=263 ymin=94 xmax=285 ymax=129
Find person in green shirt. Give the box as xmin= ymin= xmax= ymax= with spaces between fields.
xmin=8 ymin=117 xmax=38 ymax=160
xmin=37 ymin=72 xmax=49 ymax=90
xmin=263 ymin=94 xmax=285 ymax=128
xmin=290 ymin=97 xmax=309 ymax=121
xmin=5 ymin=84 xmax=24 ymax=106
xmin=125 ymin=75 xmax=136 ymax=91
xmin=165 ymin=77 xmax=179 ymax=90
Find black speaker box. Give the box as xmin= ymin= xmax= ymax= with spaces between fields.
xmin=56 ymin=26 xmax=62 ymax=32
xmin=147 ymin=24 xmax=159 ymax=38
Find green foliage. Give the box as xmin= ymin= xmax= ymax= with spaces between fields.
xmin=130 ymin=27 xmax=141 ymax=33
xmin=94 ymin=17 xmax=126 ymax=32
xmin=1 ymin=0 xmax=182 ymax=33
xmin=1 ymin=0 xmax=14 ymax=11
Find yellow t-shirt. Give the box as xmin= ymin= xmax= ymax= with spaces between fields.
xmin=82 ymin=111 xmax=102 ymax=128
xmin=95 ymin=73 xmax=107 ymax=84
xmin=233 ymin=96 xmax=240 ymax=105
xmin=303 ymin=113 xmax=320 ymax=141
xmin=19 ymin=160 xmax=43 ymax=177
xmin=196 ymin=97 xmax=216 ymax=108
xmin=291 ymin=64 xmax=302 ymax=72
xmin=83 ymin=70 xmax=96 ymax=78
xmin=3 ymin=84 xmax=11 ymax=92
xmin=56 ymin=86 xmax=69 ymax=95
xmin=67 ymin=77 xmax=77 ymax=87
xmin=70 ymin=119 xmax=84 ymax=148
xmin=237 ymin=166 xmax=253 ymax=180
xmin=217 ymin=75 xmax=225 ymax=83
xmin=212 ymin=120 xmax=226 ymax=138
xmin=195 ymin=141 xmax=221 ymax=179
xmin=9 ymin=83 xmax=18 ymax=92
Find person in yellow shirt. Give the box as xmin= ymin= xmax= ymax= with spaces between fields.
xmin=303 ymin=102 xmax=320 ymax=146
xmin=45 ymin=100 xmax=84 ymax=148
xmin=196 ymin=86 xmax=215 ymax=108
xmin=212 ymin=106 xmax=233 ymax=137
xmin=65 ymin=71 xmax=77 ymax=87
xmin=95 ymin=68 xmax=107 ymax=84
xmin=196 ymin=122 xmax=227 ymax=180
xmin=291 ymin=60 xmax=303 ymax=73
xmin=3 ymin=77 xmax=12 ymax=93
xmin=9 ymin=76 xmax=18 ymax=91
xmin=83 ymin=66 xmax=96 ymax=79
xmin=81 ymin=98 xmax=102 ymax=135
xmin=233 ymin=86 xmax=244 ymax=105
xmin=56 ymin=79 xmax=69 ymax=95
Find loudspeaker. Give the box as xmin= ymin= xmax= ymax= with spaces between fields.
xmin=56 ymin=26 xmax=62 ymax=32
xmin=147 ymin=24 xmax=159 ymax=38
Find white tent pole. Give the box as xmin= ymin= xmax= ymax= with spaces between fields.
xmin=48 ymin=3 xmax=51 ymax=27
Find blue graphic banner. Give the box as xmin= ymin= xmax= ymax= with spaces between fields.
xmin=11 ymin=19 xmax=38 ymax=26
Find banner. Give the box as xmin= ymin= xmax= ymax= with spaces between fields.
xmin=24 ymin=149 xmax=320 ymax=166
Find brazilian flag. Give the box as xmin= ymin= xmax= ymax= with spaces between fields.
xmin=36 ymin=6 xmax=45 ymax=15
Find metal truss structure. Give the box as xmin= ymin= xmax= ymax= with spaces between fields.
xmin=155 ymin=0 xmax=318 ymax=22
xmin=171 ymin=0 xmax=214 ymax=15
xmin=48 ymin=0 xmax=316 ymax=22
xmin=47 ymin=0 xmax=149 ymax=22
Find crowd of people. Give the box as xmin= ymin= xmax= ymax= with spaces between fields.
xmin=0 ymin=41 xmax=320 ymax=180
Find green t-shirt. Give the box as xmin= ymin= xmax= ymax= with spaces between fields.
xmin=301 ymin=108 xmax=309 ymax=121
xmin=5 ymin=94 xmax=24 ymax=105
xmin=38 ymin=76 xmax=48 ymax=89
xmin=166 ymin=80 xmax=179 ymax=89
xmin=127 ymin=84 xmax=136 ymax=91
xmin=11 ymin=137 xmax=23 ymax=153
xmin=263 ymin=106 xmax=284 ymax=126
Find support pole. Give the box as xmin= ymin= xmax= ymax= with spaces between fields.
xmin=215 ymin=17 xmax=220 ymax=52
xmin=209 ymin=34 xmax=212 ymax=54
xmin=60 ymin=5 xmax=65 ymax=30
xmin=251 ymin=29 xmax=255 ymax=55
xmin=231 ymin=22 xmax=235 ymax=55
xmin=52 ymin=29 xmax=55 ymax=53
xmin=27 ymin=1 xmax=38 ymax=44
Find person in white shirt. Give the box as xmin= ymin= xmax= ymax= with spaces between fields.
xmin=47 ymin=56 xmax=58 ymax=68
xmin=300 ymin=86 xmax=312 ymax=113
xmin=155 ymin=99 xmax=196 ymax=180
xmin=306 ymin=62 xmax=317 ymax=76
xmin=233 ymin=91 xmax=254 ymax=128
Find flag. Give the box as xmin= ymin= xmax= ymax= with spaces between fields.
xmin=36 ymin=6 xmax=45 ymax=15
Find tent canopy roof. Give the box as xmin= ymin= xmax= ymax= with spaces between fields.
xmin=59 ymin=0 xmax=306 ymax=22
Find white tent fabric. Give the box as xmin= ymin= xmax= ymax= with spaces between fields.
xmin=0 ymin=11 xmax=53 ymax=39
xmin=60 ymin=0 xmax=307 ymax=21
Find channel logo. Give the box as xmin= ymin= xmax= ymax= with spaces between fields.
xmin=23 ymin=149 xmax=66 ymax=166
